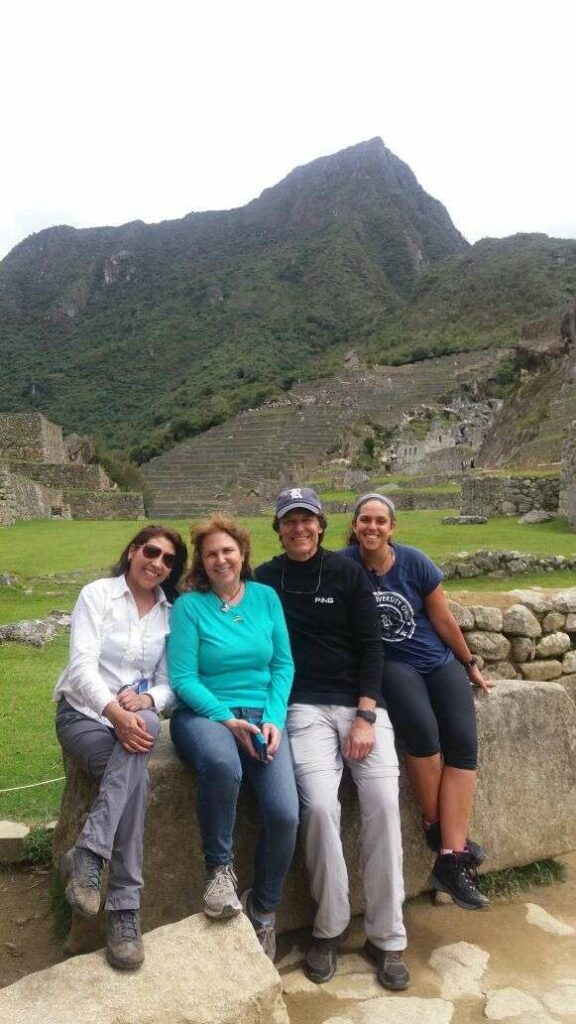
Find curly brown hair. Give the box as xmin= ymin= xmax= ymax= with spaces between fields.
xmin=181 ymin=513 xmax=253 ymax=592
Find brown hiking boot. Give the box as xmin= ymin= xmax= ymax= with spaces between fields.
xmin=59 ymin=845 xmax=105 ymax=917
xmin=106 ymin=909 xmax=144 ymax=970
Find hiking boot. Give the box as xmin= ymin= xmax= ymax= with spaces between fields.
xmin=203 ymin=864 xmax=242 ymax=919
xmin=59 ymin=845 xmax=105 ymax=917
xmin=305 ymin=927 xmax=350 ymax=983
xmin=431 ymin=851 xmax=490 ymax=910
xmin=423 ymin=820 xmax=486 ymax=867
xmin=106 ymin=909 xmax=144 ymax=970
xmin=240 ymin=888 xmax=276 ymax=961
xmin=364 ymin=940 xmax=410 ymax=990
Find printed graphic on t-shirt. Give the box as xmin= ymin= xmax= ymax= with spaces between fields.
xmin=374 ymin=590 xmax=416 ymax=642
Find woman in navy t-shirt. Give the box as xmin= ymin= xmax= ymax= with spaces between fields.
xmin=342 ymin=493 xmax=492 ymax=912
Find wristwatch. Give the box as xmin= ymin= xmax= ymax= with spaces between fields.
xmin=356 ymin=709 xmax=377 ymax=724
xmin=461 ymin=656 xmax=478 ymax=669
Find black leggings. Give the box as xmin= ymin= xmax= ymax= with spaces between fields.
xmin=382 ymin=659 xmax=478 ymax=770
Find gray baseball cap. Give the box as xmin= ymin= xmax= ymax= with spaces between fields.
xmin=275 ymin=487 xmax=323 ymax=518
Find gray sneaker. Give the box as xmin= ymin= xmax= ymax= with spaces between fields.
xmin=106 ymin=909 xmax=144 ymax=971
xmin=240 ymin=888 xmax=276 ymax=961
xmin=59 ymin=845 xmax=105 ymax=917
xmin=203 ymin=864 xmax=242 ymax=919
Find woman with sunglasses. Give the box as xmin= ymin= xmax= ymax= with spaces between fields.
xmin=167 ymin=514 xmax=298 ymax=962
xmin=342 ymin=494 xmax=492 ymax=911
xmin=54 ymin=525 xmax=187 ymax=971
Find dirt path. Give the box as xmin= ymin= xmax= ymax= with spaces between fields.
xmin=0 ymin=863 xmax=62 ymax=987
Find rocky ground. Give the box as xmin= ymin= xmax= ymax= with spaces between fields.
xmin=280 ymin=852 xmax=576 ymax=1023
xmin=2 ymin=856 xmax=576 ymax=1022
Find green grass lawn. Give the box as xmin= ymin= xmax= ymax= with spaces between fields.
xmin=2 ymin=511 xmax=576 ymax=824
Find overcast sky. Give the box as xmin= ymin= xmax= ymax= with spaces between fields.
xmin=2 ymin=0 xmax=575 ymax=259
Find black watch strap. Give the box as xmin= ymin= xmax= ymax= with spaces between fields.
xmin=461 ymin=656 xmax=477 ymax=669
xmin=356 ymin=708 xmax=377 ymax=724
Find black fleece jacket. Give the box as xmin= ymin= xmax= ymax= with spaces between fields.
xmin=255 ymin=547 xmax=385 ymax=707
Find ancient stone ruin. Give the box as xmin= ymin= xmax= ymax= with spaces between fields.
xmin=0 ymin=413 xmax=144 ymax=524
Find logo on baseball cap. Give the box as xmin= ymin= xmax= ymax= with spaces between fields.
xmin=275 ymin=487 xmax=323 ymax=518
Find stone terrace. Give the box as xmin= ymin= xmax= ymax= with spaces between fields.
xmin=144 ymin=350 xmax=499 ymax=517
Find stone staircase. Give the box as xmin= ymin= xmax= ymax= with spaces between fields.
xmin=143 ymin=350 xmax=501 ymax=517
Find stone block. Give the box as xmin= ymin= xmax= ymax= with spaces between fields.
xmin=542 ymin=611 xmax=567 ymax=633
xmin=552 ymin=590 xmax=576 ymax=614
xmin=560 ymin=673 xmax=576 ymax=703
xmin=466 ymin=631 xmax=511 ymax=661
xmin=510 ymin=637 xmax=535 ymax=663
xmin=53 ymin=683 xmax=576 ymax=953
xmin=535 ymin=632 xmax=571 ymax=658
xmin=519 ymin=660 xmax=563 ymax=681
xmin=0 ymin=913 xmax=288 ymax=1024
xmin=469 ymin=606 xmax=503 ymax=631
xmin=566 ymin=613 xmax=576 ymax=632
xmin=502 ymin=605 xmax=542 ymax=637
xmin=447 ymin=600 xmax=474 ymax=630
xmin=562 ymin=652 xmax=576 ymax=675
xmin=456 ymin=562 xmax=481 ymax=578
xmin=0 ymin=820 xmax=29 ymax=862
xmin=487 ymin=662 xmax=519 ymax=680
xmin=509 ymin=590 xmax=552 ymax=615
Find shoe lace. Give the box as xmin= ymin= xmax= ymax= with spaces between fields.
xmin=113 ymin=910 xmax=138 ymax=940
xmin=80 ymin=850 xmax=103 ymax=890
xmin=456 ymin=853 xmax=481 ymax=893
xmin=206 ymin=865 xmax=237 ymax=898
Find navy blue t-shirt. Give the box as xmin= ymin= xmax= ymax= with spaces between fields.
xmin=340 ymin=542 xmax=454 ymax=674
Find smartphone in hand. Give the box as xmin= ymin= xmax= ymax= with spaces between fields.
xmin=251 ymin=730 xmax=268 ymax=763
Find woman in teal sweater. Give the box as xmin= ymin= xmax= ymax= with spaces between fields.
xmin=168 ymin=514 xmax=298 ymax=960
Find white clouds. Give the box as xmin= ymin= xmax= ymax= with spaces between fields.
xmin=2 ymin=0 xmax=575 ymax=257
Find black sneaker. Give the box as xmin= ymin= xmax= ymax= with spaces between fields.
xmin=59 ymin=845 xmax=105 ymax=917
xmin=304 ymin=927 xmax=350 ymax=983
xmin=106 ymin=909 xmax=144 ymax=970
xmin=431 ymin=852 xmax=490 ymax=911
xmin=423 ymin=821 xmax=486 ymax=867
xmin=364 ymin=940 xmax=410 ymax=990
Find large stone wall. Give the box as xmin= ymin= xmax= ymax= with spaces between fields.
xmin=324 ymin=491 xmax=459 ymax=515
xmin=449 ymin=590 xmax=576 ymax=684
xmin=461 ymin=474 xmax=559 ymax=517
xmin=64 ymin=491 xmax=145 ymax=520
xmin=0 ymin=412 xmax=144 ymax=523
xmin=53 ymin=679 xmax=576 ymax=954
xmin=0 ymin=412 xmax=66 ymax=463
xmin=7 ymin=461 xmax=110 ymax=490
xmin=0 ymin=464 xmax=63 ymax=525
xmin=440 ymin=549 xmax=576 ymax=580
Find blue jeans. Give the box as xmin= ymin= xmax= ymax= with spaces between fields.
xmin=170 ymin=707 xmax=299 ymax=911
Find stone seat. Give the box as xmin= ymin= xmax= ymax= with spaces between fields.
xmin=53 ymin=680 xmax=576 ymax=953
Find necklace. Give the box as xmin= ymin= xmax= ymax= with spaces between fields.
xmin=280 ymin=552 xmax=324 ymax=594
xmin=367 ymin=545 xmax=396 ymax=577
xmin=217 ymin=582 xmax=243 ymax=613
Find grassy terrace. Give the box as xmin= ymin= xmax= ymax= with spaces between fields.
xmin=1 ymin=512 xmax=576 ymax=823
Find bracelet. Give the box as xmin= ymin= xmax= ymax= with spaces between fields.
xmin=460 ymin=656 xmax=477 ymax=669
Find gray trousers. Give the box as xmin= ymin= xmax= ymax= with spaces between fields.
xmin=287 ymin=703 xmax=407 ymax=951
xmin=56 ymin=699 xmax=161 ymax=911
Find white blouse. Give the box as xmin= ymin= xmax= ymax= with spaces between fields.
xmin=54 ymin=574 xmax=175 ymax=725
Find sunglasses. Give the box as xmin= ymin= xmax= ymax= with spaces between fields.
xmin=139 ymin=543 xmax=177 ymax=570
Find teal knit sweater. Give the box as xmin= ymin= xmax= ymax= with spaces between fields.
xmin=167 ymin=581 xmax=294 ymax=728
